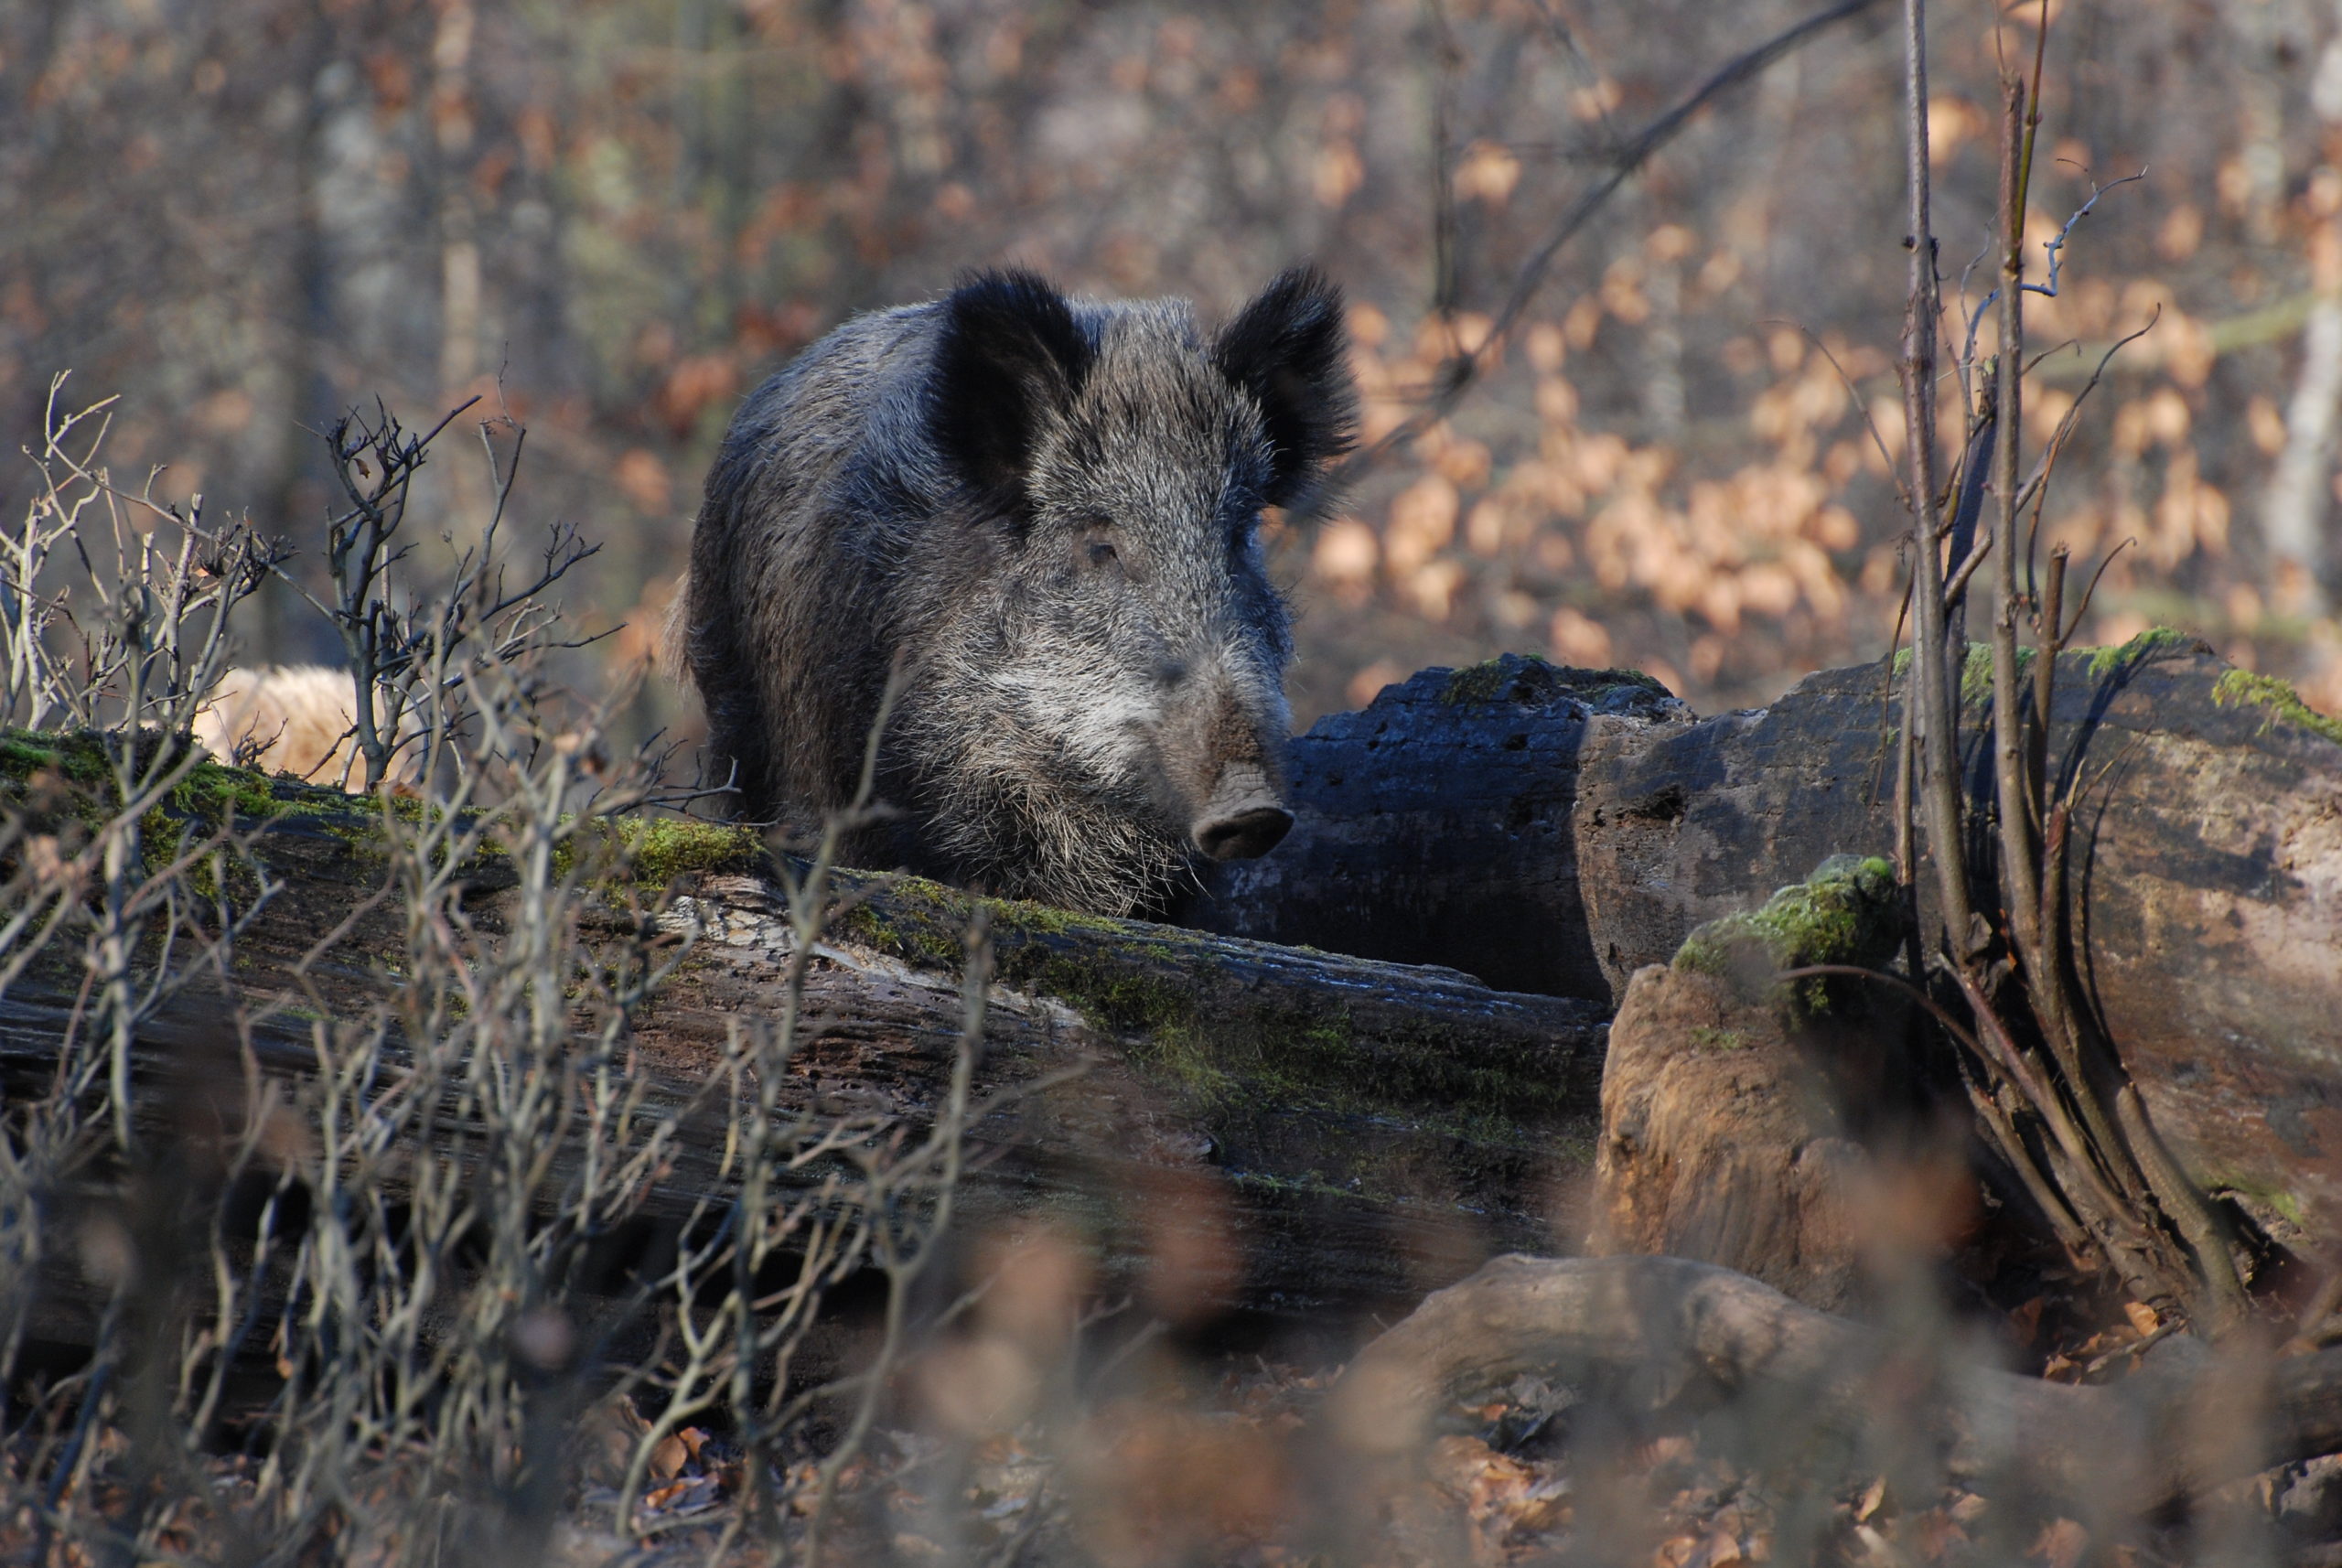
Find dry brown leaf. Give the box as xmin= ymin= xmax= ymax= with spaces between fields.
xmin=1906 ymin=1508 xmax=1969 ymax=1563
xmin=2030 ymin=1517 xmax=2089 ymax=1568
xmin=1427 ymin=1434 xmax=1503 ymax=1498
xmin=1638 ymin=1434 xmax=1696 ymax=1472
xmin=640 ymin=1474 xmax=721 ymax=1517
xmin=1654 ymin=1533 xmax=1700 ymax=1568
xmin=1425 ymin=1435 xmax=1574 ymax=1559
xmin=647 ymin=1429 xmax=698 ymax=1480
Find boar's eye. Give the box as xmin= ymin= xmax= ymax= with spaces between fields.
xmin=1077 ymin=521 xmax=1122 ymax=573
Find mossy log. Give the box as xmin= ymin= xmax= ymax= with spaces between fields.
xmin=1198 ymin=642 xmax=2342 ymax=1249
xmin=661 ymin=870 xmax=1607 ymax=1318
xmin=0 ymin=751 xmax=1606 ymax=1337
xmin=7 ymin=635 xmax=2334 ymax=1340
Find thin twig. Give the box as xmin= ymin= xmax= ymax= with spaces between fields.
xmin=1318 ymin=0 xmax=1885 ymax=498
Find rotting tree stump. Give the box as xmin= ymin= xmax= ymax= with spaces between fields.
xmin=1588 ymin=961 xmax=1876 ymax=1316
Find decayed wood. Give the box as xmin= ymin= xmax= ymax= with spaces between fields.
xmin=0 ymin=769 xmax=1608 ymax=1329
xmin=7 ymin=639 xmax=2334 ymax=1340
xmin=650 ymin=870 xmax=1608 ymax=1315
xmin=1203 ymin=645 xmax=2342 ymax=1246
xmin=1576 ymin=643 xmax=2342 ymax=1251
xmin=1332 ymin=1252 xmax=2342 ymax=1505
xmin=1587 ymin=963 xmax=1879 ymax=1314
xmin=1187 ymin=657 xmax=1688 ymax=997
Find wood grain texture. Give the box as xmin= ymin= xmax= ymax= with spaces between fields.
xmin=0 ymin=768 xmax=1608 ymax=1335
xmin=1204 ymin=643 xmax=2342 ymax=1247
xmin=1574 ymin=644 xmax=2342 ymax=1246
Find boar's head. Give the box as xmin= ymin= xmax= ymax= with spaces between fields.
xmin=903 ymin=266 xmax=1356 ymax=914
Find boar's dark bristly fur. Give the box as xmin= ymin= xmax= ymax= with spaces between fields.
xmin=678 ymin=266 xmax=1357 ymax=917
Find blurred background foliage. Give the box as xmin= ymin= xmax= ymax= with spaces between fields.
xmin=5 ymin=0 xmax=2339 ymax=737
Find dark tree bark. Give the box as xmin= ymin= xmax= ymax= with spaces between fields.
xmin=5 ymin=639 xmax=2336 ymax=1347
xmin=1186 ymin=657 xmax=1688 ymax=999
xmin=0 ymin=776 xmax=1607 ymax=1336
xmin=1201 ymin=644 xmax=2342 ymax=1249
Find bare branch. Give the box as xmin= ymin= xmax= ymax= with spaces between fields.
xmin=1319 ymin=0 xmax=1886 ymax=499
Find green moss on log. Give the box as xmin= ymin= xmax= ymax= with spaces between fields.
xmin=0 ymin=731 xmax=788 ymax=890
xmin=1959 ymin=643 xmax=2036 ymax=705
xmin=556 ymin=816 xmax=770 ymax=885
xmin=0 ymin=728 xmax=513 ymax=897
xmin=1885 ymin=644 xmax=2033 ymax=705
xmin=0 ymin=730 xmax=113 ymax=787
xmin=1442 ymin=654 xmax=1546 ymax=704
xmin=828 ymin=867 xmax=1581 ymax=1152
xmin=1439 ymin=653 xmax=1668 ymax=706
xmin=2085 ymin=626 xmax=2197 ymax=680
xmin=1674 ymin=854 xmax=1903 ymax=1010
xmin=2211 ymin=669 xmax=2342 ymax=749
xmin=168 ymin=759 xmax=290 ymax=823
xmin=3 ymin=728 xmax=362 ymax=833
xmin=1889 ymin=632 xmax=2209 ymax=706
xmin=2195 ymin=1164 xmax=2309 ymax=1231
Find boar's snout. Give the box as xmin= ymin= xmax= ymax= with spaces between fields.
xmin=1191 ymin=762 xmax=1293 ymax=861
xmin=1197 ymin=807 xmax=1293 ymax=861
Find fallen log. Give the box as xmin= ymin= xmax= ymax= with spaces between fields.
xmin=656 ymin=868 xmax=1607 ymax=1316
xmin=1331 ymin=1252 xmax=2342 ymax=1508
xmin=0 ymin=744 xmax=1606 ymax=1336
xmin=1186 ymin=657 xmax=1688 ymax=1000
xmin=1199 ymin=641 xmax=2342 ymax=1247
xmin=6 ymin=637 xmax=2335 ymax=1338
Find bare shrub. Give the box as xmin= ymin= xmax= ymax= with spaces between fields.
xmin=0 ymin=387 xmax=992 ymax=1564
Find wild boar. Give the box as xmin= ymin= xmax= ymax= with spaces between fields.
xmin=673 ymin=266 xmax=1356 ymax=916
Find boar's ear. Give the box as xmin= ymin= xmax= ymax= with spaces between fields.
xmin=930 ymin=270 xmax=1093 ymax=518
xmin=1215 ymin=265 xmax=1359 ymax=508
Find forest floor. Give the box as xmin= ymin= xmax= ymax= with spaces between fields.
xmin=227 ymin=1306 xmax=2336 ymax=1568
